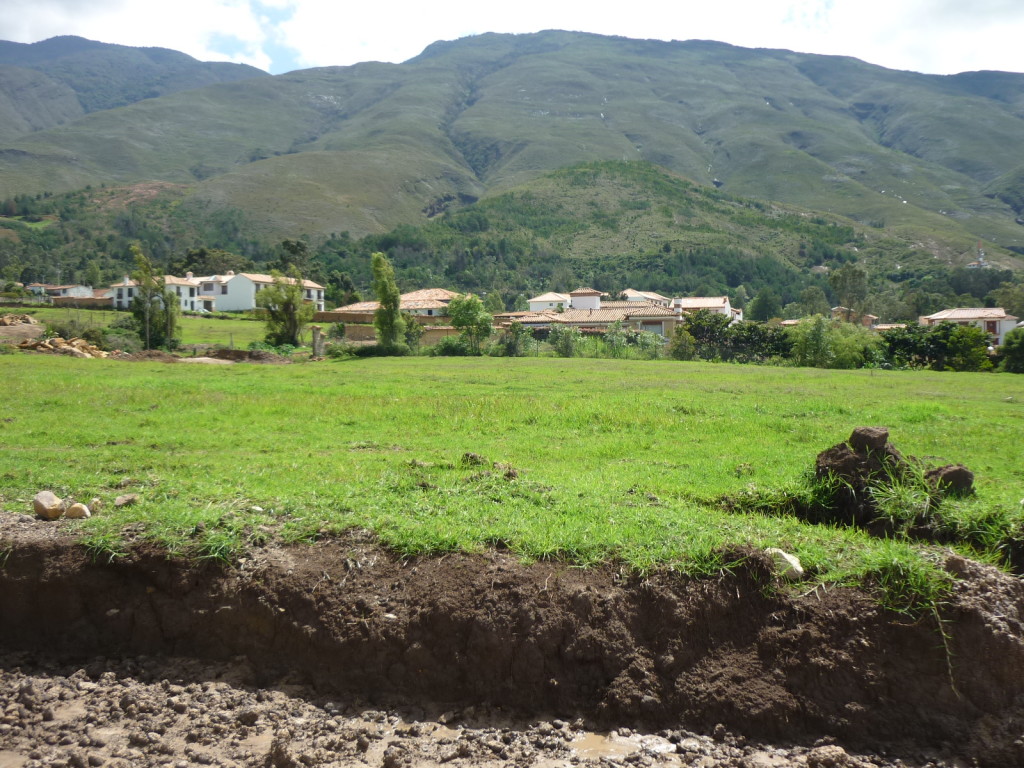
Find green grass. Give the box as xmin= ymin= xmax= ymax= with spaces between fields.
xmin=22 ymin=307 xmax=268 ymax=347
xmin=1 ymin=354 xmax=1021 ymax=611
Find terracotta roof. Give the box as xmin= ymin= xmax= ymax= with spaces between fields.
xmin=529 ymin=292 xmax=571 ymax=303
xmin=163 ymin=275 xmax=198 ymax=287
xmin=600 ymin=300 xmax=662 ymax=309
xmin=569 ymin=287 xmax=603 ymax=296
xmin=336 ymin=288 xmax=461 ymax=313
xmin=237 ymin=273 xmax=325 ymax=290
xmin=923 ymin=307 xmax=1017 ymax=322
xmin=556 ymin=306 xmax=675 ymax=323
xmin=401 ymin=288 xmax=461 ymax=302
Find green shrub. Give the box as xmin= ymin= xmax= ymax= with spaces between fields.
xmin=429 ymin=336 xmax=473 ymax=356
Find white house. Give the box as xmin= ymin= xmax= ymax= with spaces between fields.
xmin=622 ymin=289 xmax=671 ymax=307
xmin=111 ymin=275 xmax=203 ymax=311
xmin=919 ymin=307 xmax=1019 ymax=346
xmin=567 ymin=287 xmax=604 ymax=310
xmin=197 ymin=271 xmax=326 ymax=312
xmin=673 ymin=296 xmax=742 ymax=323
xmin=527 ymin=292 xmax=571 ymax=312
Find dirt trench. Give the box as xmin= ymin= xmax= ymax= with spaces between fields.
xmin=2 ymin=517 xmax=1024 ymax=766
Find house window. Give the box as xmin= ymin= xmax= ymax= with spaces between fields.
xmin=189 ymin=287 xmax=195 ymax=297
xmin=127 ymin=288 xmax=134 ymax=298
xmin=116 ymin=289 xmax=123 ymax=299
xmin=221 ymin=285 xmax=228 ymax=295
xmin=176 ymin=287 xmax=181 ymax=295
xmin=986 ymin=321 xmax=997 ymax=334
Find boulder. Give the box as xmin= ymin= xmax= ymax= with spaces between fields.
xmin=806 ymin=744 xmax=854 ymax=768
xmin=64 ymin=502 xmax=91 ymax=519
xmin=114 ymin=493 xmax=140 ymax=508
xmin=33 ymin=491 xmax=64 ymax=520
xmin=764 ymin=548 xmax=804 ymax=580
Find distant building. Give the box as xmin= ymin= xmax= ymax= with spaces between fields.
xmin=919 ymin=307 xmax=1019 ymax=346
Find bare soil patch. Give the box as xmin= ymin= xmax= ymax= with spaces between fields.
xmin=1 ymin=513 xmax=1023 ymax=767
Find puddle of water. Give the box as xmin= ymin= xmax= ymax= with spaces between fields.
xmin=571 ymin=732 xmax=636 ymax=759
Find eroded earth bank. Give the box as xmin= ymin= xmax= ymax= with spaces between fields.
xmin=2 ymin=513 xmax=1024 ymax=768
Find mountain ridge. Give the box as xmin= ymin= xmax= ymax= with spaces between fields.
xmin=1 ymin=30 xmax=1023 ymax=264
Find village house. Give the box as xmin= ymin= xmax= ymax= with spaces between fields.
xmin=196 ymin=272 xmax=326 ymax=313
xmin=527 ymin=292 xmax=571 ymax=312
xmin=622 ymin=289 xmax=671 ymax=307
xmin=919 ymin=307 xmax=1019 ymax=346
xmin=110 ymin=275 xmax=200 ymax=311
xmin=26 ymin=283 xmax=94 ymax=299
xmin=512 ymin=287 xmax=739 ymax=337
xmin=831 ymin=306 xmax=879 ymax=327
xmin=335 ymin=288 xmax=461 ymax=317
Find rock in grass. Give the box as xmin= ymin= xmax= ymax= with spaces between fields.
xmin=114 ymin=493 xmax=139 ymax=508
xmin=925 ymin=464 xmax=974 ymax=497
xmin=33 ymin=491 xmax=64 ymax=520
xmin=848 ymin=426 xmax=889 ymax=452
xmin=764 ymin=548 xmax=804 ymax=580
xmin=65 ymin=503 xmax=91 ymax=519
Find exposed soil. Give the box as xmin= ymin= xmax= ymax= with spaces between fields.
xmin=0 ymin=323 xmax=45 ymax=345
xmin=2 ymin=512 xmax=1024 ymax=767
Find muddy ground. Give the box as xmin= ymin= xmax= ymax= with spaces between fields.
xmin=1 ymin=511 xmax=1023 ymax=767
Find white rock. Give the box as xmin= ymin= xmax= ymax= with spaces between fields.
xmin=33 ymin=490 xmax=64 ymax=520
xmin=765 ymin=548 xmax=804 ymax=580
xmin=65 ymin=502 xmax=91 ymax=519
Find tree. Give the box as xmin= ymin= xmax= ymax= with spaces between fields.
xmin=499 ymin=321 xmax=532 ymax=357
xmin=747 ymin=288 xmax=782 ymax=322
xmin=448 ymin=294 xmax=493 ymax=354
xmin=685 ymin=309 xmax=731 ymax=360
xmin=668 ymin=326 xmax=697 ymax=360
xmin=256 ymin=267 xmax=315 ymax=346
xmin=603 ymin=320 xmax=629 ymax=358
xmin=945 ymin=325 xmax=993 ymax=372
xmin=990 ymin=281 xmax=1024 ymax=320
xmin=797 ymin=285 xmax=831 ymax=317
xmin=789 ymin=315 xmax=834 ymax=368
xmin=548 ymin=324 xmax=581 ymax=357
xmin=483 ymin=292 xmax=505 ymax=314
xmin=1000 ymin=327 xmax=1024 ymax=373
xmin=371 ymin=252 xmax=405 ymax=348
xmin=84 ymin=260 xmax=102 ymax=289
xmin=829 ymin=263 xmax=869 ymax=318
xmin=129 ymin=243 xmax=178 ymax=350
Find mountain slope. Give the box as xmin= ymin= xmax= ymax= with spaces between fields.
xmin=0 ymin=31 xmax=1023 ymax=261
xmin=0 ymin=36 xmax=266 ymax=141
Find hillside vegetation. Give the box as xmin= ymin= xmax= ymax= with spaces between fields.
xmin=1 ymin=31 xmax=1024 ymax=259
xmin=0 ymin=36 xmax=266 ymax=143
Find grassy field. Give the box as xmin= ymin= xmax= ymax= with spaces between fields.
xmin=19 ymin=307 xmax=268 ymax=347
xmin=2 ymin=354 xmax=1022 ymax=609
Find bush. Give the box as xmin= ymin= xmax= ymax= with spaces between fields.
xmin=102 ymin=333 xmax=142 ymax=354
xmin=428 ymin=336 xmax=473 ymax=356
xmin=353 ymin=342 xmax=411 ymax=357
xmin=325 ymin=342 xmax=354 ymax=359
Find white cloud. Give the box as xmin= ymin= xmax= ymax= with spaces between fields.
xmin=1 ymin=0 xmax=1023 ymax=75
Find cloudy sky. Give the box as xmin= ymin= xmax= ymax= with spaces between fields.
xmin=1 ymin=0 xmax=1023 ymax=76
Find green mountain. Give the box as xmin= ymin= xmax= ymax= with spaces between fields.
xmin=2 ymin=30 xmax=1024 ymax=268
xmin=0 ymin=36 xmax=266 ymax=142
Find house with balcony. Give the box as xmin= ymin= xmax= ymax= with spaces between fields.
xmin=919 ymin=307 xmax=1019 ymax=346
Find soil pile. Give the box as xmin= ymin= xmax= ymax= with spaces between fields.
xmin=2 ymin=514 xmax=1024 ymax=766
xmin=17 ymin=336 xmax=108 ymax=358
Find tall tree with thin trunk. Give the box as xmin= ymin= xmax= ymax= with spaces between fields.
xmin=372 ymin=252 xmax=405 ymax=348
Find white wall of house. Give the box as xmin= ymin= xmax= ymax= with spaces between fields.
xmin=529 ymin=299 xmax=567 ymax=312
xmin=569 ymin=293 xmax=601 ymax=310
